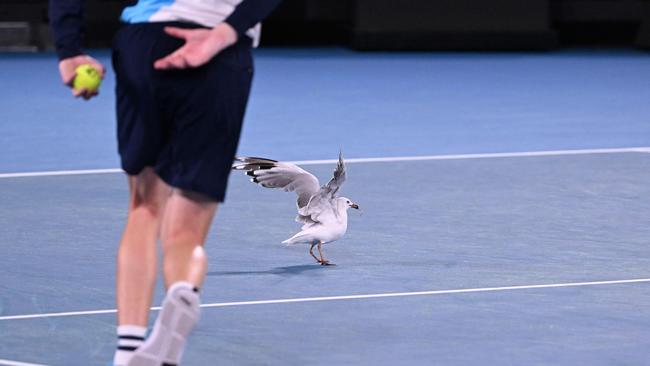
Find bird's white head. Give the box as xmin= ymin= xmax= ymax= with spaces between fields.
xmin=338 ymin=197 xmax=359 ymax=211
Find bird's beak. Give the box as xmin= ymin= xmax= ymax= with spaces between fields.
xmin=351 ymin=203 xmax=359 ymax=210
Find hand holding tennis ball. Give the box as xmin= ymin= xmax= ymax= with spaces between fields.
xmin=73 ymin=64 xmax=102 ymax=92
xmin=58 ymin=54 xmax=105 ymax=100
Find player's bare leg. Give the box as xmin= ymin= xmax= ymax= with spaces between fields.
xmin=160 ymin=190 xmax=216 ymax=287
xmin=114 ymin=167 xmax=171 ymax=365
xmin=129 ymin=189 xmax=217 ymax=365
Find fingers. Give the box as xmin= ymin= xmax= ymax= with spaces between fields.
xmin=154 ymin=45 xmax=216 ymax=70
xmin=164 ymin=27 xmax=190 ymax=40
xmin=155 ymin=27 xmax=228 ymax=70
xmin=154 ymin=52 xmax=207 ymax=70
xmin=59 ymin=62 xmax=77 ymax=86
xmin=154 ymin=49 xmax=191 ymax=70
xmin=154 ymin=55 xmax=184 ymax=70
xmin=60 ymin=55 xmax=105 ymax=82
xmin=72 ymin=87 xmax=99 ymax=100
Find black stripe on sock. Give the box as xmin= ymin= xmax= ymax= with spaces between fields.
xmin=118 ymin=335 xmax=145 ymax=341
xmin=117 ymin=345 xmax=139 ymax=352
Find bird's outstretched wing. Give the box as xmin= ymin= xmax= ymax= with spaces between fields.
xmin=233 ymin=157 xmax=321 ymax=209
xmin=322 ymin=152 xmax=346 ymax=198
xmin=298 ymin=152 xmax=347 ymax=224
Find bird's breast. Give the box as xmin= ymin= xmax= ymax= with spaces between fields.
xmin=322 ymin=221 xmax=347 ymax=243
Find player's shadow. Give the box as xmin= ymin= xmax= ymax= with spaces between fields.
xmin=207 ymin=264 xmax=326 ymax=277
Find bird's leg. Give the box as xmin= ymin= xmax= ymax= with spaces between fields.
xmin=309 ymin=243 xmax=321 ymax=264
xmin=317 ymin=241 xmax=333 ymax=266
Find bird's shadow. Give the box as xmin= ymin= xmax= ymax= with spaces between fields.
xmin=207 ymin=264 xmax=329 ymax=278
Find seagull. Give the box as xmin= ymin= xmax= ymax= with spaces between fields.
xmin=233 ymin=153 xmax=359 ymax=265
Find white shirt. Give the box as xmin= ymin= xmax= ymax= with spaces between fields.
xmin=121 ymin=0 xmax=261 ymax=46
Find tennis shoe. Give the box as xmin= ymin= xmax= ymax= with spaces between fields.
xmin=128 ymin=282 xmax=200 ymax=366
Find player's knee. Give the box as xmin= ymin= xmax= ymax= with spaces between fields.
xmin=129 ymin=190 xmax=161 ymax=218
xmin=128 ymin=168 xmax=168 ymax=219
xmin=129 ymin=199 xmax=163 ymax=222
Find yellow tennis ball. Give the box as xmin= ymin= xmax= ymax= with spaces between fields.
xmin=73 ymin=64 xmax=102 ymax=91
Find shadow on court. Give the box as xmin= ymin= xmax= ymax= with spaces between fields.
xmin=208 ymin=264 xmax=328 ymax=277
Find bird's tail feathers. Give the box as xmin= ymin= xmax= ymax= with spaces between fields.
xmin=282 ymin=231 xmax=313 ymax=246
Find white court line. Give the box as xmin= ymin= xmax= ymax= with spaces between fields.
xmin=1 ymin=147 xmax=649 ymax=179
xmin=0 ymin=359 xmax=49 ymax=366
xmin=291 ymin=147 xmax=650 ymax=165
xmin=0 ymin=168 xmax=122 ymax=179
xmin=1 ymin=278 xmax=648 ymax=321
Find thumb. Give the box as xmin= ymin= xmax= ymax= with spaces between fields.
xmin=164 ymin=27 xmax=189 ymax=40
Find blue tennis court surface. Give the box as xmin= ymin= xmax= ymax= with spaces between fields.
xmin=1 ymin=49 xmax=649 ymax=365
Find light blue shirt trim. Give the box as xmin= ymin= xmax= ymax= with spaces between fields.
xmin=121 ymin=0 xmax=176 ymax=23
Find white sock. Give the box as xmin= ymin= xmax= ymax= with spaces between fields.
xmin=113 ymin=325 xmax=147 ymax=366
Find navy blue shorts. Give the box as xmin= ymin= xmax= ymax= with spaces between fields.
xmin=111 ymin=22 xmax=254 ymax=202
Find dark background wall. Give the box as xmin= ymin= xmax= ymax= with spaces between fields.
xmin=351 ymin=0 xmax=556 ymax=50
xmin=1 ymin=0 xmax=649 ymax=51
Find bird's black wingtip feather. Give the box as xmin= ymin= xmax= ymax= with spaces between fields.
xmin=234 ymin=156 xmax=279 ymax=163
xmin=232 ymin=156 xmax=279 ymax=171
